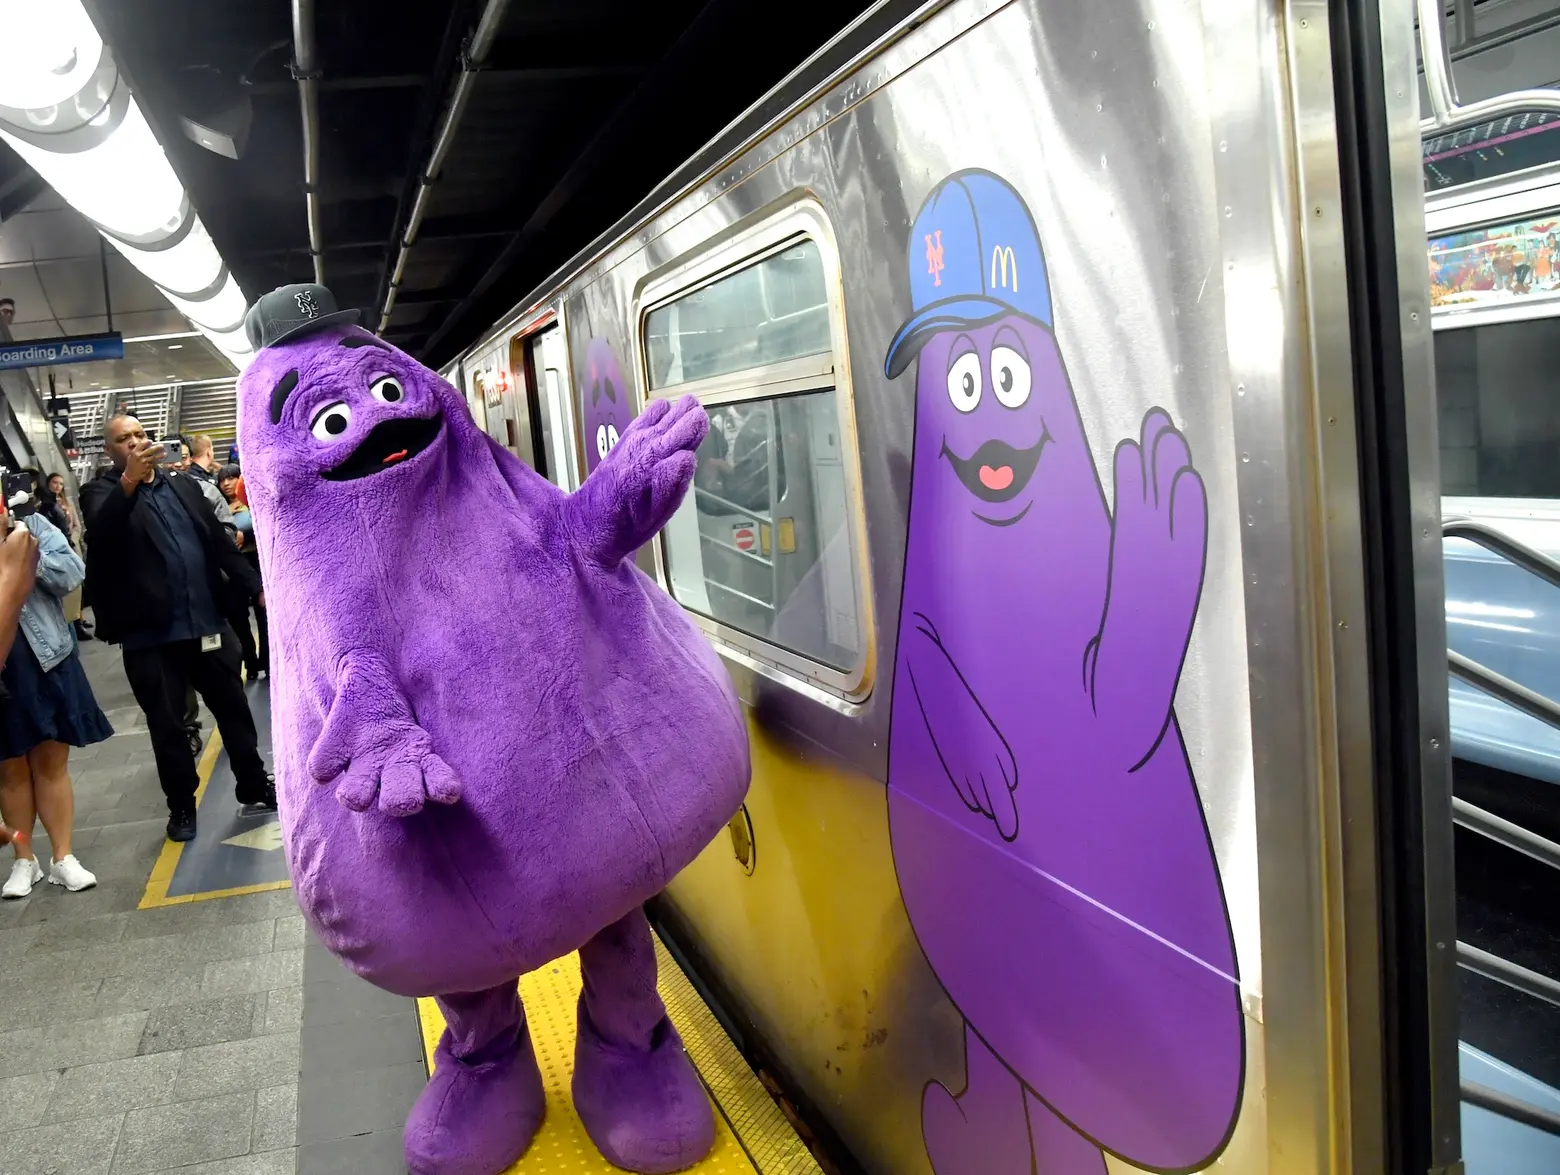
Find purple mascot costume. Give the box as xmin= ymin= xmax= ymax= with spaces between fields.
xmin=236 ymin=285 xmax=751 ymax=1175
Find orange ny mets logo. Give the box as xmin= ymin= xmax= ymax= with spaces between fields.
xmin=925 ymin=230 xmax=945 ymax=287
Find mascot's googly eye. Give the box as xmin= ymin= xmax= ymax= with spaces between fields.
xmin=606 ymin=424 xmax=620 ymax=450
xmin=991 ymin=347 xmax=1032 ymax=409
xmin=310 ymin=401 xmax=352 ymax=441
xmin=947 ymin=351 xmax=981 ymax=413
xmin=595 ymin=424 xmax=609 ymax=460
xmin=370 ymin=376 xmax=404 ymax=405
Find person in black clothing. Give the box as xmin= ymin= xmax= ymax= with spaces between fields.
xmin=216 ymin=464 xmax=266 ymax=677
xmin=81 ymin=414 xmax=276 ymax=842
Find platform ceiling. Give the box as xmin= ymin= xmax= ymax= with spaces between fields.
xmin=58 ymin=0 xmax=876 ymax=371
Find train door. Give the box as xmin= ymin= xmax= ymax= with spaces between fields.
xmin=1417 ymin=6 xmax=1560 ymax=1170
xmin=530 ymin=324 xmax=580 ymax=491
xmin=511 ymin=322 xmax=579 ymax=490
xmin=503 ymin=335 xmax=539 ymax=470
xmin=454 ymin=360 xmax=487 ymax=434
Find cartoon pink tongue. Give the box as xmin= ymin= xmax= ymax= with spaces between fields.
xmin=979 ymin=465 xmax=1013 ymax=491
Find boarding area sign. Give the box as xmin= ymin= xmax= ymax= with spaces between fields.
xmin=0 ymin=332 xmax=123 ymax=371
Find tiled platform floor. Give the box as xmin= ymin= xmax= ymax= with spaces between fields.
xmin=0 ymin=632 xmax=424 ymax=1175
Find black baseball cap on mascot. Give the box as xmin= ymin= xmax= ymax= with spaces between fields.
xmin=245 ymin=284 xmax=363 ymax=351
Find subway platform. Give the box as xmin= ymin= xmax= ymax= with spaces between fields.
xmin=0 ymin=637 xmax=818 ymax=1175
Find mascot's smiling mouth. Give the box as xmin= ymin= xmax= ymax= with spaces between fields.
xmin=940 ymin=436 xmax=1044 ymax=503
xmin=323 ymin=413 xmax=444 ymax=481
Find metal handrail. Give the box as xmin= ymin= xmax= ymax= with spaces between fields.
xmin=1418 ymin=0 xmax=1560 ymax=134
xmin=1462 ymin=1081 xmax=1560 ymax=1138
xmin=695 ymin=486 xmax=774 ymax=527
xmin=1442 ymin=518 xmax=1560 ymax=730
xmin=1455 ymin=797 xmax=1560 ymax=872
xmin=1457 ymin=941 xmax=1560 ymax=1009
xmin=1448 ymin=650 xmax=1560 ymax=732
xmin=1443 ymin=519 xmax=1560 ymax=591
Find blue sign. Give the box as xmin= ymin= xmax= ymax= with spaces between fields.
xmin=0 ymin=333 xmax=123 ymax=371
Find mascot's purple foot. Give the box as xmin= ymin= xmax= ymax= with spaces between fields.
xmin=404 ymin=1029 xmax=545 ymax=1175
xmin=573 ymin=1007 xmax=715 ymax=1174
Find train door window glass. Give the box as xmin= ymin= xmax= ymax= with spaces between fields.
xmin=1430 ymin=214 xmax=1560 ymax=314
xmin=1434 ymin=317 xmax=1560 ymax=498
xmin=664 ymin=388 xmax=859 ymax=672
xmin=645 ymin=240 xmax=831 ymax=389
xmin=641 ymin=215 xmax=869 ymax=699
xmin=1423 ymin=112 xmax=1560 ymax=191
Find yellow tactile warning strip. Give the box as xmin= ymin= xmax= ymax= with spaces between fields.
xmin=650 ymin=937 xmax=822 ymax=1175
xmin=417 ymin=940 xmax=809 ymax=1174
xmin=139 ymin=730 xmax=292 ymax=909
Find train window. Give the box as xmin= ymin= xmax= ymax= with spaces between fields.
xmin=638 ymin=207 xmax=870 ymax=701
xmin=1429 ymin=214 xmax=1560 ymax=314
xmin=1423 ymin=112 xmax=1560 ymax=191
xmin=1435 ymin=317 xmax=1560 ymax=498
xmin=1431 ymin=211 xmax=1560 ymax=498
xmin=666 ymin=387 xmax=859 ymax=672
xmin=644 ymin=240 xmax=831 ymax=389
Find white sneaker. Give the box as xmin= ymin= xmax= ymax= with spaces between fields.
xmin=48 ymin=855 xmax=96 ymax=892
xmin=2 ymin=858 xmax=42 ymax=899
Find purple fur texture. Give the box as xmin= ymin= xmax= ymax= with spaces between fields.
xmin=236 ymin=325 xmax=749 ymax=1174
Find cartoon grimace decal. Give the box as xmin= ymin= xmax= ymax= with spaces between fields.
xmin=884 ymin=170 xmax=1244 ymax=1174
xmin=583 ymin=336 xmax=631 ymax=474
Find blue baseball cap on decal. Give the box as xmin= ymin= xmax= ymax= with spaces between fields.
xmin=883 ymin=169 xmax=1053 ymax=379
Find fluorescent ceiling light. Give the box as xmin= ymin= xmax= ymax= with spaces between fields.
xmin=101 ymin=221 xmax=223 ymax=303
xmin=0 ymin=0 xmax=251 ymax=373
xmin=3 ymin=102 xmax=183 ymax=238
xmin=159 ymin=272 xmax=246 ymax=336
xmin=123 ymin=331 xmax=200 ymax=344
xmin=0 ymin=2 xmax=102 ymax=111
xmin=167 ymin=344 xmax=183 ymax=350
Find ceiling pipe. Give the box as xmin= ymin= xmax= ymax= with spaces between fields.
xmin=291 ymin=0 xmax=326 ymax=285
xmin=377 ymin=0 xmax=511 ymax=333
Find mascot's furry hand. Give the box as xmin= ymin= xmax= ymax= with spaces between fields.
xmin=306 ymin=654 xmax=463 ymax=816
xmin=567 ymin=394 xmax=708 ymax=567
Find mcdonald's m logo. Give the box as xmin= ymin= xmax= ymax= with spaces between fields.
xmin=990 ymin=245 xmax=1018 ymax=292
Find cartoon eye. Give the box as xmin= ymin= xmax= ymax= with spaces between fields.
xmin=370 ymin=376 xmax=404 ymax=404
xmin=946 ymin=351 xmax=981 ymax=413
xmin=310 ymin=401 xmax=352 ymax=441
xmin=606 ymin=423 xmax=620 ymax=450
xmin=596 ymin=423 xmax=609 ymax=460
xmin=991 ymin=347 xmax=1032 ymax=409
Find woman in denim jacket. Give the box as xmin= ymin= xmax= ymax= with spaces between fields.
xmin=0 ymin=510 xmax=110 ymax=897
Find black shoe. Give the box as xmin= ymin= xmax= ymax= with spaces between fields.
xmin=235 ymin=774 xmax=277 ymax=810
xmin=186 ymin=729 xmax=203 ymax=758
xmin=244 ymin=662 xmax=262 ymax=682
xmin=73 ymin=621 xmax=93 ymax=642
xmin=167 ymin=809 xmax=197 ymax=842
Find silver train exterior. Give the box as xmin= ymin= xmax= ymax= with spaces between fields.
xmin=439 ymin=1 xmax=1465 ymax=1172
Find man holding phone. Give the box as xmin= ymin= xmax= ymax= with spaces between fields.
xmin=81 ymin=414 xmax=275 ymax=842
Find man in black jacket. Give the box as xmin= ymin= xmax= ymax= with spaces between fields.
xmin=82 ymin=414 xmax=276 ymax=842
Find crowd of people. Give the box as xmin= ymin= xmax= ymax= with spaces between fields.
xmin=0 ymin=421 xmax=275 ymax=899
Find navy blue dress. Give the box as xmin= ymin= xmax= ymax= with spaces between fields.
xmin=0 ymin=636 xmax=113 ymax=760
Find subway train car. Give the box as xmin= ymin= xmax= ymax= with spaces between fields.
xmin=432 ymin=0 xmax=1557 ymax=1171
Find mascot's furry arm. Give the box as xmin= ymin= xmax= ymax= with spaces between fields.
xmin=306 ymin=394 xmax=708 ymax=818
xmin=563 ymin=395 xmax=707 ymax=567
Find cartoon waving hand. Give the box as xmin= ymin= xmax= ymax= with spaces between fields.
xmin=1086 ymin=407 xmax=1209 ymax=770
xmin=905 ymin=612 xmax=1020 ymax=841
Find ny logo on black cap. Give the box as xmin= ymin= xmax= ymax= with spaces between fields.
xmin=295 ymin=291 xmax=321 ymax=319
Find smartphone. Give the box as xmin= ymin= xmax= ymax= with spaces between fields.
xmin=1 ymin=471 xmax=35 ymax=522
xmin=161 ymin=439 xmax=184 ymax=463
